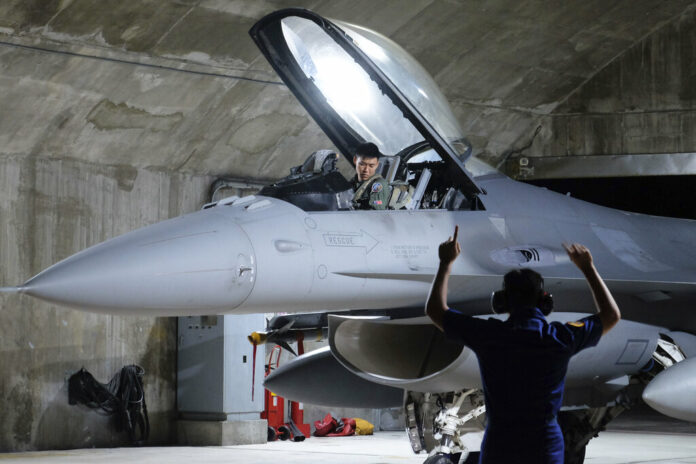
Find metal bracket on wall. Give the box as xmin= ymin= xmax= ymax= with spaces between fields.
xmin=504 ymin=152 xmax=696 ymax=180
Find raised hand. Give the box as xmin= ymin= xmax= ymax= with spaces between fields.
xmin=439 ymin=225 xmax=461 ymax=265
xmin=563 ymin=242 xmax=620 ymax=334
xmin=563 ymin=243 xmax=593 ymax=273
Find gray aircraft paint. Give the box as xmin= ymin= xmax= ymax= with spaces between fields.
xmin=15 ymin=181 xmax=695 ymax=322
xmin=264 ymin=346 xmax=404 ymax=408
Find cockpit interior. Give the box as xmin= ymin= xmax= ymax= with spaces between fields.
xmin=250 ymin=11 xmax=498 ymax=214
xmin=258 ymin=142 xmax=488 ymax=213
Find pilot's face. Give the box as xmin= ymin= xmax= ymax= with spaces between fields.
xmin=354 ymin=156 xmax=379 ymax=181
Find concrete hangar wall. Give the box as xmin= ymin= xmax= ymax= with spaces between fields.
xmin=1 ymin=0 xmax=695 ymax=451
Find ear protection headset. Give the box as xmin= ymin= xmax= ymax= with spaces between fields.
xmin=490 ymin=273 xmax=554 ymax=316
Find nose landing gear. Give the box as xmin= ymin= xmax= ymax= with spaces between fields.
xmin=405 ymin=390 xmax=486 ymax=464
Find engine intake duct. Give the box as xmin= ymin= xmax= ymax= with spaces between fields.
xmin=328 ymin=314 xmax=671 ymax=395
xmin=329 ymin=315 xmax=478 ymax=392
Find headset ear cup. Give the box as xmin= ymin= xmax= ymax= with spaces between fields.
xmin=540 ymin=291 xmax=554 ymax=316
xmin=491 ymin=290 xmax=507 ymax=314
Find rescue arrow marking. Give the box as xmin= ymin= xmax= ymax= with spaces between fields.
xmin=322 ymin=230 xmax=379 ymax=254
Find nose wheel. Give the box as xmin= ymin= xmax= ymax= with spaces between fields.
xmin=423 ymin=452 xmax=480 ymax=464
xmin=424 ymin=453 xmax=456 ymax=464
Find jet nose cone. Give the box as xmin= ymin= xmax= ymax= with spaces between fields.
xmin=642 ymin=357 xmax=696 ymax=422
xmin=23 ymin=210 xmax=255 ymax=314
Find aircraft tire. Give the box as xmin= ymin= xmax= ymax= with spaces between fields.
xmin=267 ymin=426 xmax=277 ymax=442
xmin=423 ymin=453 xmax=456 ymax=464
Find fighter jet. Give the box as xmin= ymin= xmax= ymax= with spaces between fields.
xmin=3 ymin=8 xmax=696 ymax=464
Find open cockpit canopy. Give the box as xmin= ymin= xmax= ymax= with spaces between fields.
xmin=250 ymin=9 xmax=483 ymax=197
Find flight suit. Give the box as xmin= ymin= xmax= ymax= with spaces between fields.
xmin=443 ymin=307 xmax=603 ymax=464
xmin=352 ymin=174 xmax=391 ymax=210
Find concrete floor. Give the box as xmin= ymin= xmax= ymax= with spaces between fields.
xmin=1 ymin=430 xmax=696 ymax=464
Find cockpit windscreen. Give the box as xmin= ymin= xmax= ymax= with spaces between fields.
xmin=335 ymin=21 xmax=471 ymax=161
xmin=281 ymin=17 xmax=424 ymax=157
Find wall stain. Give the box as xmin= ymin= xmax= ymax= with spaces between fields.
xmin=87 ymin=99 xmax=183 ymax=133
xmin=140 ymin=318 xmax=176 ymax=386
xmin=10 ymin=381 xmax=33 ymax=446
xmin=110 ymin=164 xmax=138 ymax=192
xmin=17 ymin=157 xmax=38 ymax=277
xmin=227 ymin=113 xmax=308 ymax=154
xmin=1 ymin=0 xmax=62 ymax=32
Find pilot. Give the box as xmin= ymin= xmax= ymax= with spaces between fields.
xmin=425 ymin=226 xmax=621 ymax=464
xmin=351 ymin=142 xmax=391 ymax=210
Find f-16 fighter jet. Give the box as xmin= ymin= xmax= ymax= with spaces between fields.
xmin=4 ymin=8 xmax=696 ymax=464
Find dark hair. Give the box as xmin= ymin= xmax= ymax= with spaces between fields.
xmin=355 ymin=142 xmax=381 ymax=159
xmin=503 ymin=269 xmax=544 ymax=308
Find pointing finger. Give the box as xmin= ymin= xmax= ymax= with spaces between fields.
xmin=453 ymin=225 xmax=459 ymax=242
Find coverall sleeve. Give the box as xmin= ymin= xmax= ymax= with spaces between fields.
xmin=563 ymin=314 xmax=603 ymax=355
xmin=442 ymin=309 xmax=492 ymax=349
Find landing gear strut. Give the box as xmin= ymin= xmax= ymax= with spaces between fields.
xmin=405 ymin=390 xmax=485 ymax=464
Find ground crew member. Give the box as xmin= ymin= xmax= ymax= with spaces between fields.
xmin=425 ymin=226 xmax=621 ymax=464
xmin=351 ymin=142 xmax=391 ymax=210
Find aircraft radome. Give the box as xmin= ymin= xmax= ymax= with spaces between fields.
xmin=3 ymin=8 xmax=696 ymax=464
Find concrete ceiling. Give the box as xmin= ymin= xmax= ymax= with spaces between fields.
xmin=1 ymin=0 xmax=695 ymax=180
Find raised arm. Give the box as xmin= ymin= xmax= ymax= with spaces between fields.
xmin=563 ymin=243 xmax=621 ymax=335
xmin=426 ymin=226 xmax=460 ymax=331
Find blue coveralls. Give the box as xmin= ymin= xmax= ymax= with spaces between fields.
xmin=443 ymin=307 xmax=603 ymax=464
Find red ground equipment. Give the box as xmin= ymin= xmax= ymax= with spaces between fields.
xmin=288 ymin=334 xmax=311 ymax=437
xmin=261 ymin=345 xmax=285 ymax=437
xmin=260 ymin=344 xmax=310 ymax=440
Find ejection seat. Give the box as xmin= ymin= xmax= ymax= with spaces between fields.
xmin=379 ymin=155 xmax=413 ymax=210
xmin=439 ymin=187 xmax=469 ymax=210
